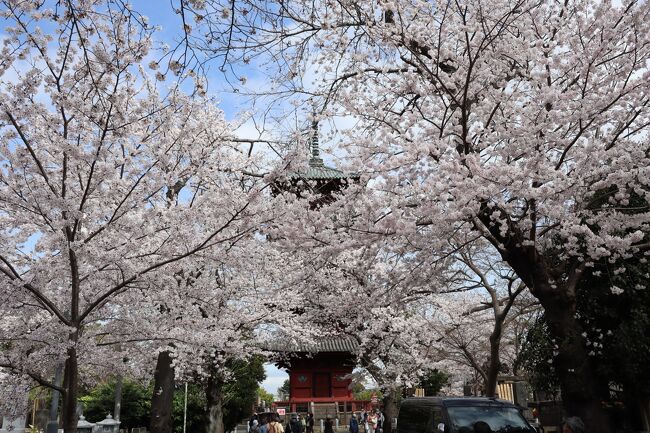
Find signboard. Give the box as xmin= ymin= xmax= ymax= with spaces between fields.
xmin=277 ymin=408 xmax=286 ymax=416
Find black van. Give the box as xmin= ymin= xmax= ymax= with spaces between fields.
xmin=396 ymin=397 xmax=535 ymax=433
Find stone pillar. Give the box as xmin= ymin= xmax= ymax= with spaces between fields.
xmin=46 ymin=365 xmax=64 ymax=433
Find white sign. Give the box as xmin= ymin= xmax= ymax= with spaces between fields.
xmin=277 ymin=409 xmax=286 ymax=416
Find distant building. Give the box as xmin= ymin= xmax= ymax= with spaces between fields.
xmin=268 ymin=119 xmax=365 ymax=420
xmin=272 ymin=119 xmax=359 ymax=208
xmin=266 ymin=337 xmax=369 ymax=421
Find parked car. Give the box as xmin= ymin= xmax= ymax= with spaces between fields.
xmin=396 ymin=397 xmax=536 ymax=433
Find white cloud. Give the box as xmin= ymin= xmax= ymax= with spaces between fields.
xmin=262 ymin=363 xmax=289 ymax=397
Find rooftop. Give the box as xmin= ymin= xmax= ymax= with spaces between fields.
xmin=264 ymin=336 xmax=358 ymax=353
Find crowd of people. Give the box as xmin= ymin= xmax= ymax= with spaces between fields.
xmin=248 ymin=409 xmax=385 ymax=433
xmin=249 ymin=412 xmax=313 ymax=433
xmin=249 ymin=409 xmax=583 ymax=433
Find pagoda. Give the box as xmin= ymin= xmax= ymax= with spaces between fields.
xmin=273 ymin=119 xmax=359 ymax=208
xmin=268 ymin=119 xmax=365 ymax=420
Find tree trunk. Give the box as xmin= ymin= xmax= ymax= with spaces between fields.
xmin=485 ymin=321 xmax=503 ymax=398
xmin=381 ymin=388 xmax=399 ymax=433
xmin=205 ymin=372 xmax=225 ymax=433
xmin=62 ymin=347 xmax=79 ymax=433
xmin=537 ymin=287 xmax=611 ymax=433
xmin=477 ymin=207 xmax=611 ymax=431
xmin=150 ymin=351 xmax=175 ymax=433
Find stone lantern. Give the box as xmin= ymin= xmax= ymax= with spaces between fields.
xmin=76 ymin=415 xmax=95 ymax=433
xmin=96 ymin=413 xmax=120 ymax=433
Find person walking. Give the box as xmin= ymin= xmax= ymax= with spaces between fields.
xmin=324 ymin=416 xmax=335 ymax=433
xmin=306 ymin=413 xmax=314 ymax=433
xmin=250 ymin=413 xmax=259 ymax=432
xmin=362 ymin=411 xmax=369 ymax=433
xmin=269 ymin=414 xmax=286 ymax=433
xmin=251 ymin=420 xmax=262 ymax=433
xmin=260 ymin=420 xmax=269 ymax=433
xmin=350 ymin=414 xmax=360 ymax=433
xmin=376 ymin=410 xmax=384 ymax=433
xmin=288 ymin=413 xmax=304 ymax=433
xmin=367 ymin=411 xmax=378 ymax=433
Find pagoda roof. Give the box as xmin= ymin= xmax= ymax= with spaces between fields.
xmin=264 ymin=336 xmax=358 ymax=353
xmin=289 ymin=162 xmax=349 ymax=181
xmin=288 ymin=119 xmax=358 ymax=182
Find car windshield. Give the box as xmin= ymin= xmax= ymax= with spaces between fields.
xmin=447 ymin=406 xmax=533 ymax=433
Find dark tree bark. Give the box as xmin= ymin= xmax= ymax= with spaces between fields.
xmin=536 ymin=287 xmax=611 ymax=432
xmin=150 ymin=351 xmax=175 ymax=433
xmin=205 ymin=372 xmax=225 ymax=433
xmin=477 ymin=208 xmax=612 ymax=433
xmin=485 ymin=326 xmax=503 ymax=398
xmin=62 ymin=347 xmax=79 ymax=433
xmin=381 ymin=388 xmax=399 ymax=433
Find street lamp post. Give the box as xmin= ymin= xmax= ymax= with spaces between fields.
xmin=183 ymin=383 xmax=188 ymax=433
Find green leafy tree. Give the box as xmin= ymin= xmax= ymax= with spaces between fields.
xmin=353 ymin=388 xmax=383 ymax=401
xmin=419 ymin=370 xmax=450 ymax=397
xmin=257 ymin=387 xmax=275 ymax=407
xmin=277 ymin=379 xmax=290 ymax=400
xmin=222 ymin=357 xmax=267 ymax=432
xmin=516 ymin=315 xmax=561 ymax=399
xmin=172 ymin=384 xmax=206 ymax=433
xmin=574 ymin=260 xmax=650 ymax=416
xmin=80 ymin=379 xmax=151 ymax=430
xmin=517 ymin=257 xmax=650 ymax=428
xmin=81 ymin=379 xmax=208 ymax=433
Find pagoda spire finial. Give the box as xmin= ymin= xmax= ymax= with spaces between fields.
xmin=309 ymin=109 xmax=324 ymax=167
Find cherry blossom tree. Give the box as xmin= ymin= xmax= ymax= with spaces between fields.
xmin=172 ymin=0 xmax=650 ymax=429
xmin=224 ymin=1 xmax=650 ymax=429
xmin=437 ymin=240 xmax=539 ymax=397
xmin=0 ymin=1 xmax=276 ymax=432
xmin=431 ymin=274 xmax=538 ymax=397
xmin=94 ymin=240 xmax=287 ymax=433
xmin=267 ymin=179 xmax=453 ymax=433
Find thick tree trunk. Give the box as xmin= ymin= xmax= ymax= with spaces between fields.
xmin=205 ymin=373 xmax=225 ymax=433
xmin=537 ymin=287 xmax=611 ymax=433
xmin=62 ymin=347 xmax=79 ymax=433
xmin=485 ymin=326 xmax=502 ymax=398
xmin=381 ymin=388 xmax=399 ymax=433
xmin=477 ymin=206 xmax=611 ymax=431
xmin=150 ymin=351 xmax=175 ymax=433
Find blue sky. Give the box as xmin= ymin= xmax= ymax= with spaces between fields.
xmin=131 ymin=0 xmax=269 ymax=120
xmin=130 ymin=0 xmax=357 ymax=166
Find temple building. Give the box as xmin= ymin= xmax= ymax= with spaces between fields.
xmin=268 ymin=337 xmax=369 ymax=420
